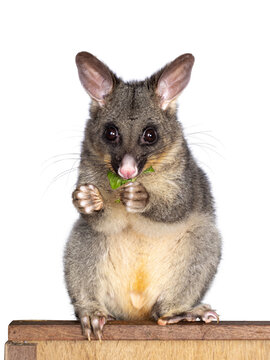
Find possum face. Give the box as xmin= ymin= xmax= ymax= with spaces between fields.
xmin=76 ymin=52 xmax=194 ymax=179
xmin=85 ymin=82 xmax=183 ymax=179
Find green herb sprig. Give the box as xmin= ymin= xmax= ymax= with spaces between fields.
xmin=107 ymin=166 xmax=155 ymax=190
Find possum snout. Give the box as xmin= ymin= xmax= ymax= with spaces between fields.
xmin=118 ymin=154 xmax=138 ymax=179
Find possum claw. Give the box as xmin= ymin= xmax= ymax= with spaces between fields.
xmin=91 ymin=315 xmax=106 ymax=341
xmin=80 ymin=315 xmax=92 ymax=341
xmin=202 ymin=310 xmax=219 ymax=323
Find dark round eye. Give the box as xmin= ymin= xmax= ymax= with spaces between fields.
xmin=143 ymin=127 xmax=157 ymax=144
xmin=105 ymin=126 xmax=118 ymax=141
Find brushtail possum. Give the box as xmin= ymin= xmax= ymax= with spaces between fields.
xmin=64 ymin=52 xmax=222 ymax=340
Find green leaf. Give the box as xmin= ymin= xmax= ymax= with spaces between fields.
xmin=115 ymin=198 xmax=121 ymax=203
xmin=107 ymin=165 xmax=155 ymax=190
xmin=107 ymin=171 xmax=132 ymax=190
xmin=143 ymin=166 xmax=155 ymax=173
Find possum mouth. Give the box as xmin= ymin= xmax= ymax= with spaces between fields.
xmin=117 ymin=167 xmax=142 ymax=181
xmin=112 ymin=155 xmax=147 ymax=180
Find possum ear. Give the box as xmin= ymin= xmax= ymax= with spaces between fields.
xmin=156 ymin=54 xmax=194 ymax=110
xmin=76 ymin=52 xmax=114 ymax=106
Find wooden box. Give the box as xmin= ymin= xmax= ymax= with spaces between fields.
xmin=5 ymin=320 xmax=270 ymax=359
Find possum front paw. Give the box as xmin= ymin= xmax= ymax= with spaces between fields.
xmin=72 ymin=184 xmax=103 ymax=214
xmin=120 ymin=182 xmax=149 ymax=213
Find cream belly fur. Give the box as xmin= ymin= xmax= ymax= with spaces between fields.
xmin=95 ymin=210 xmax=209 ymax=320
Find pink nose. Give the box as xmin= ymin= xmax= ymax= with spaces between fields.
xmin=119 ymin=168 xmax=137 ymax=179
xmin=118 ymin=154 xmax=138 ymax=179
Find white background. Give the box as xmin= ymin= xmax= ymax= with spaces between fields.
xmin=1 ymin=0 xmax=270 ymax=353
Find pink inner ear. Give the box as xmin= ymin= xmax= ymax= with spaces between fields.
xmin=156 ymin=54 xmax=194 ymax=109
xmin=76 ymin=52 xmax=113 ymax=104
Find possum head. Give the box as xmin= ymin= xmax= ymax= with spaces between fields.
xmin=76 ymin=52 xmax=194 ymax=181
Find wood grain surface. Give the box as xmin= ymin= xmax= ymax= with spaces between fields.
xmin=35 ymin=340 xmax=270 ymax=360
xmin=5 ymin=342 xmax=37 ymax=360
xmin=8 ymin=320 xmax=270 ymax=341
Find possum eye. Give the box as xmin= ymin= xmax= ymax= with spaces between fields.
xmin=105 ymin=126 xmax=119 ymax=141
xmin=142 ymin=127 xmax=157 ymax=144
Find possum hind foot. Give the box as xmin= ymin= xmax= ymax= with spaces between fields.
xmin=157 ymin=304 xmax=219 ymax=325
xmin=80 ymin=314 xmax=115 ymax=341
